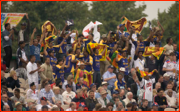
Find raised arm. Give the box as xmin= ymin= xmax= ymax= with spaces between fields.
xmin=146 ymin=30 xmax=154 ymax=42
xmin=157 ymin=21 xmax=164 ymax=35
xmin=88 ymin=44 xmax=94 ymax=56
xmin=101 ymin=45 xmax=107 ymax=55
xmin=60 ymin=23 xmax=67 ymax=37
xmin=29 ymin=28 xmax=36 ymax=46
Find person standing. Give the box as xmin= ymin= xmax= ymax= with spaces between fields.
xmin=2 ymin=23 xmax=14 ymax=68
xmin=13 ymin=13 xmax=30 ymax=59
xmin=26 ymin=55 xmax=42 ymax=89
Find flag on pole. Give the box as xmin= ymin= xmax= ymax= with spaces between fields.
xmin=121 ymin=17 xmax=147 ymax=34
xmin=82 ymin=21 xmax=94 ymax=38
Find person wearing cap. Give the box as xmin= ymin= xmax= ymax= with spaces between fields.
xmin=66 ymin=102 xmax=77 ymax=111
xmin=88 ymin=44 xmax=107 ymax=88
xmin=102 ymin=65 xmax=116 ymax=93
xmin=2 ymin=23 xmax=14 ymax=68
xmin=163 ymin=52 xmax=177 ymax=80
xmin=118 ymin=18 xmax=130 ymax=38
xmin=89 ymin=83 xmax=97 ymax=95
xmin=152 ymin=102 xmax=159 ymax=111
xmin=101 ymin=81 xmax=111 ymax=96
xmin=26 ymin=82 xmax=38 ymax=101
xmin=13 ymin=101 xmax=26 ymax=111
xmin=29 ymin=27 xmax=44 ymax=61
xmin=40 ymin=57 xmax=54 ymax=84
xmin=85 ymin=90 xmax=98 ymax=111
xmin=17 ymin=41 xmax=28 ymax=68
xmin=99 ymin=34 xmax=107 ymax=44
xmin=72 ymin=89 xmax=88 ymax=110
xmin=154 ymin=88 xmax=168 ymax=111
xmin=27 ymin=55 xmax=42 ymax=89
xmin=53 ymin=87 xmax=64 ymax=105
xmin=62 ymin=84 xmax=76 ymax=105
xmin=78 ymin=102 xmax=86 ymax=111
xmin=64 ymin=49 xmax=78 ymax=79
xmin=97 ymin=89 xmax=110 ymax=108
xmin=114 ymin=72 xmax=126 ymax=90
xmin=36 ymin=97 xmax=51 ymax=111
xmin=95 ymin=86 xmax=112 ymax=101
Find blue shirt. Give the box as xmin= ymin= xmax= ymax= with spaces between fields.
xmin=107 ymin=42 xmax=116 ymax=58
xmin=38 ymin=88 xmax=55 ymax=104
xmin=117 ymin=58 xmax=128 ymax=75
xmin=92 ymin=54 xmax=102 ymax=71
xmin=175 ymin=51 xmax=179 ymax=61
xmin=84 ymin=39 xmax=97 ymax=48
xmin=103 ymin=71 xmax=116 ymax=86
xmin=95 ymin=92 xmax=112 ymax=101
xmin=30 ymin=44 xmax=41 ymax=61
xmin=118 ymin=31 xmax=129 ymax=38
xmin=64 ymin=54 xmax=76 ymax=73
xmin=57 ymin=37 xmax=67 ymax=53
xmin=82 ymin=55 xmax=93 ymax=72
xmin=46 ymin=55 xmax=57 ymax=73
xmin=133 ymin=40 xmax=148 ymax=51
xmin=55 ymin=65 xmax=65 ymax=82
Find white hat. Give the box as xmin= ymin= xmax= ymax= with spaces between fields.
xmin=119 ymin=67 xmax=125 ymax=72
xmin=101 ymin=81 xmax=108 ymax=85
xmin=163 ymin=73 xmax=170 ymax=77
xmin=77 ymin=61 xmax=85 ymax=66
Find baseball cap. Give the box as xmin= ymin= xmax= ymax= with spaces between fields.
xmin=90 ymin=83 xmax=96 ymax=88
xmin=79 ymin=102 xmax=86 ymax=107
xmin=112 ymin=90 xmax=119 ymax=94
xmin=65 ymin=84 xmax=72 ymax=88
xmin=152 ymin=102 xmax=159 ymax=107
xmin=119 ymin=24 xmax=125 ymax=27
xmin=21 ymin=22 xmax=26 ymax=26
xmin=41 ymin=97 xmax=47 ymax=101
xmin=108 ymin=65 xmax=114 ymax=69
xmin=163 ymin=73 xmax=170 ymax=77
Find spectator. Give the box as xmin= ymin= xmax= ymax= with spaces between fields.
xmin=54 ymin=79 xmax=65 ymax=94
xmin=130 ymin=79 xmax=140 ymax=102
xmin=3 ymin=104 xmax=11 ymax=111
xmin=123 ymin=92 xmax=136 ymax=108
xmin=41 ymin=79 xmax=49 ymax=89
xmin=62 ymin=75 xmax=76 ymax=92
xmin=40 ymin=57 xmax=54 ymax=84
xmin=62 ymin=84 xmax=76 ymax=105
xmin=97 ymin=90 xmax=110 ymax=108
xmin=163 ymin=73 xmax=171 ymax=89
xmin=53 ymin=86 xmax=64 ymax=105
xmin=29 ymin=104 xmax=36 ymax=111
xmin=81 ymin=49 xmax=93 ymax=72
xmin=25 ymin=99 xmax=36 ymax=111
xmin=1 ymin=57 xmax=6 ymax=72
xmin=17 ymin=41 xmax=28 ymax=68
xmin=89 ymin=83 xmax=97 ymax=95
xmin=81 ymin=87 xmax=88 ymax=99
xmin=26 ymin=82 xmax=38 ymax=101
xmin=154 ymin=88 xmax=168 ymax=111
xmin=2 ymin=23 xmax=14 ymax=68
xmin=118 ymin=89 xmax=125 ymax=100
xmin=126 ymin=103 xmax=133 ymax=111
xmin=10 ymin=88 xmax=25 ymax=108
xmin=27 ymin=55 xmax=42 ymax=89
xmin=93 ymin=103 xmax=102 ymax=111
xmin=6 ymin=70 xmax=20 ymax=90
xmin=1 ymin=94 xmax=13 ymax=111
xmin=164 ymin=37 xmax=174 ymax=56
xmin=85 ymin=90 xmax=98 ymax=111
xmin=77 ymin=102 xmax=86 ymax=111
xmin=114 ymin=72 xmax=126 ymax=90
xmin=164 ymin=82 xmax=177 ymax=97
xmin=112 ymin=97 xmax=120 ymax=110
xmin=101 ymin=81 xmax=111 ymax=96
xmin=152 ymin=102 xmax=159 ymax=111
xmin=76 ymin=77 xmax=88 ymax=90
xmin=41 ymin=105 xmax=49 ymax=111
xmin=140 ymin=99 xmax=149 ymax=111
xmin=95 ymin=86 xmax=111 ymax=100
xmin=166 ymin=89 xmax=178 ymax=108
xmin=103 ymin=65 xmax=116 ymax=92
xmin=36 ymin=97 xmax=51 ymax=111
xmin=106 ymin=102 xmax=113 ymax=111
xmin=173 ymin=44 xmax=179 ymax=62
xmin=55 ymin=100 xmax=64 ymax=111
xmin=131 ymin=102 xmax=138 ymax=111
xmin=51 ymin=105 xmax=59 ymax=111
xmin=127 ymin=68 xmax=137 ymax=90
xmin=156 ymin=75 xmax=166 ymax=90
xmin=153 ymin=82 xmax=162 ymax=97
xmin=1 ymin=71 xmax=7 ymax=86
xmin=134 ymin=50 xmax=145 ymax=71
xmin=66 ymin=102 xmax=77 ymax=111
xmin=38 ymin=83 xmax=55 ymax=104
xmin=72 ymin=89 xmax=87 ymax=110
xmin=13 ymin=102 xmax=26 ymax=111
xmin=1 ymin=86 xmax=13 ymax=98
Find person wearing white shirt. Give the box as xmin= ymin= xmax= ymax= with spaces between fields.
xmin=26 ymin=82 xmax=38 ymax=101
xmin=166 ymin=89 xmax=178 ymax=109
xmin=66 ymin=102 xmax=77 ymax=111
xmin=26 ymin=55 xmax=42 ymax=89
xmin=123 ymin=92 xmax=136 ymax=108
xmin=62 ymin=84 xmax=76 ymax=105
xmin=134 ymin=51 xmax=145 ymax=71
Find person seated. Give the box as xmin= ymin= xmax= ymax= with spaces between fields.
xmin=26 ymin=82 xmax=38 ymax=101
xmin=36 ymin=97 xmax=51 ymax=111
xmin=13 ymin=102 xmax=26 ymax=111
xmin=6 ymin=70 xmax=20 ymax=90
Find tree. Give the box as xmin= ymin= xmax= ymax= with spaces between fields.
xmin=90 ymin=1 xmax=147 ymax=34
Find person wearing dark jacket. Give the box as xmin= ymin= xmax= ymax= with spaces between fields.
xmin=85 ymin=90 xmax=98 ymax=111
xmin=127 ymin=68 xmax=137 ymax=91
xmin=1 ymin=71 xmax=7 ymax=86
xmin=1 ymin=94 xmax=13 ymax=111
xmin=76 ymin=77 xmax=88 ymax=90
xmin=72 ymin=89 xmax=88 ymax=110
xmin=1 ymin=85 xmax=14 ymax=99
xmin=6 ymin=70 xmax=20 ymax=90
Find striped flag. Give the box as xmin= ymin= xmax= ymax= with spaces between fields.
xmin=143 ymin=47 xmax=164 ymax=58
xmin=111 ymin=51 xmax=122 ymax=68
xmin=137 ymin=69 xmax=155 ymax=77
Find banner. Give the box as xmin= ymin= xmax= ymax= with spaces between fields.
xmin=143 ymin=47 xmax=164 ymax=58
xmin=121 ymin=17 xmax=147 ymax=34
xmin=137 ymin=69 xmax=155 ymax=78
xmin=1 ymin=13 xmax=26 ymax=32
xmin=41 ymin=20 xmax=56 ymax=35
xmin=111 ymin=51 xmax=122 ymax=68
xmin=87 ymin=42 xmax=107 ymax=61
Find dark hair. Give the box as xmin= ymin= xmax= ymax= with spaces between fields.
xmin=41 ymin=105 xmax=48 ymax=110
xmin=155 ymin=42 xmax=160 ymax=46
xmin=15 ymin=88 xmax=20 ymax=93
xmin=55 ymin=79 xmax=62 ymax=86
xmin=68 ymin=48 xmax=73 ymax=54
xmin=166 ymin=37 xmax=171 ymax=44
xmin=19 ymin=41 xmax=25 ymax=46
xmin=36 ymin=61 xmax=42 ymax=65
xmin=89 ymin=33 xmax=94 ymax=37
xmin=44 ymin=82 xmax=50 ymax=87
xmin=75 ymin=48 xmax=81 ymax=53
xmin=142 ymin=99 xmax=148 ymax=103
xmin=126 ymin=103 xmax=133 ymax=108
xmin=84 ymin=49 xmax=89 ymax=54
xmin=30 ymin=55 xmax=35 ymax=60
xmin=169 ymin=52 xmax=175 ymax=56
xmin=114 ymin=97 xmax=119 ymax=101
xmin=157 ymin=88 xmax=164 ymax=93
xmin=2 ymin=85 xmax=8 ymax=91
xmin=5 ymin=23 xmax=10 ymax=29
xmin=57 ymin=58 xmax=63 ymax=64
xmin=89 ymin=90 xmax=94 ymax=94
xmin=98 ymin=108 xmax=107 ymax=111
xmin=78 ymin=34 xmax=84 ymax=38
xmin=106 ymin=102 xmax=113 ymax=108
xmin=70 ymin=102 xmax=74 ymax=107
xmin=138 ymin=51 xmax=144 ymax=54
xmin=48 ymin=39 xmax=54 ymax=44
xmin=36 ymin=34 xmax=41 ymax=37
xmin=41 ymin=79 xmax=49 ymax=89
xmin=45 ymin=57 xmax=50 ymax=61
xmin=93 ymin=48 xmax=97 ymax=53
